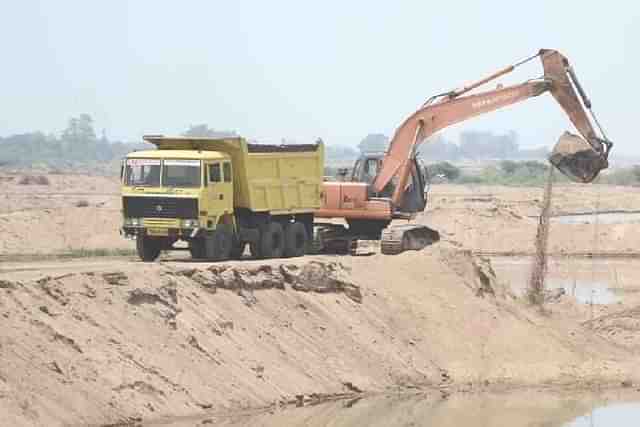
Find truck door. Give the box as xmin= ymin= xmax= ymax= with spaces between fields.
xmin=204 ymin=161 xmax=234 ymax=228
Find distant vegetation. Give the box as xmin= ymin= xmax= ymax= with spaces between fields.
xmin=3 ymin=119 xmax=637 ymax=186
xmin=182 ymin=124 xmax=238 ymax=138
xmin=425 ymin=161 xmax=640 ymax=187
xmin=428 ymin=161 xmax=462 ymax=181
xmin=0 ymin=114 xmax=148 ymax=173
xmin=427 ymin=160 xmax=558 ymax=186
xmin=358 ymin=131 xmax=549 ymax=161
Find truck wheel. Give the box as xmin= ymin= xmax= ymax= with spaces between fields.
xmin=205 ymin=229 xmax=233 ymax=261
xmin=260 ymin=222 xmax=285 ymax=259
xmin=136 ymin=235 xmax=161 ymax=262
xmin=249 ymin=240 xmax=261 ymax=259
xmin=284 ymin=222 xmax=307 ymax=257
xmin=189 ymin=239 xmax=206 ymax=259
xmin=230 ymin=239 xmax=245 ymax=259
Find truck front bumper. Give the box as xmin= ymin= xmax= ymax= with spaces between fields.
xmin=121 ymin=226 xmax=203 ymax=240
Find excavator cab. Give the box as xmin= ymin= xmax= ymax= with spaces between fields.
xmin=350 ymin=153 xmax=427 ymax=213
xmin=351 ymin=153 xmax=383 ymax=184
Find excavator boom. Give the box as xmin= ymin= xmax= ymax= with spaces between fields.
xmin=316 ymin=49 xmax=613 ymax=255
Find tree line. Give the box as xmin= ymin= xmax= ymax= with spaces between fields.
xmin=0 ymin=116 xmax=546 ymax=169
xmin=0 ymin=114 xmax=148 ymax=168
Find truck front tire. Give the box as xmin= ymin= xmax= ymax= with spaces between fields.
xmin=189 ymin=239 xmax=206 ymax=259
xmin=284 ymin=222 xmax=307 ymax=257
xmin=259 ymin=222 xmax=285 ymax=259
xmin=136 ymin=235 xmax=162 ymax=262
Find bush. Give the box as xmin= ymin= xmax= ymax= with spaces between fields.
xmin=454 ymin=161 xmax=559 ymax=186
xmin=500 ymin=160 xmax=518 ymax=175
xmin=428 ymin=162 xmax=461 ymax=181
xmin=600 ymin=167 xmax=640 ymax=186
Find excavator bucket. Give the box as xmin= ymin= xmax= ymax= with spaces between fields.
xmin=549 ymin=131 xmax=608 ymax=183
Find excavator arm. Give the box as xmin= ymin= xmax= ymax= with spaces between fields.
xmin=371 ymin=49 xmax=612 ymax=209
xmin=315 ymin=49 xmax=613 ymax=256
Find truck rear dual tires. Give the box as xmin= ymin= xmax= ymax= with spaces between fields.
xmin=283 ymin=222 xmax=307 ymax=257
xmin=154 ymin=218 xmax=310 ymax=262
xmin=189 ymin=229 xmax=234 ymax=261
xmin=257 ymin=222 xmax=285 ymax=259
xmin=249 ymin=220 xmax=308 ymax=259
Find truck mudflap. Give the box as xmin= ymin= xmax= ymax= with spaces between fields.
xmin=380 ymin=224 xmax=440 ymax=255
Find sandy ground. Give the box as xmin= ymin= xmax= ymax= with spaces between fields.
xmin=3 ymin=173 xmax=640 ymax=256
xmin=0 ymin=173 xmax=122 ymax=255
xmin=423 ymin=183 xmax=640 ymax=255
xmin=3 ymin=173 xmax=640 ymax=257
xmin=1 ymin=251 xmax=639 ymax=426
xmin=2 ymin=173 xmax=640 ymax=426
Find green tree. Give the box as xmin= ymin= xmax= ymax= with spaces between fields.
xmin=61 ymin=114 xmax=98 ymax=160
xmin=62 ymin=114 xmax=96 ymax=143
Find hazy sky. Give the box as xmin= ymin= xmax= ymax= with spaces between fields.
xmin=1 ymin=1 xmax=637 ymax=152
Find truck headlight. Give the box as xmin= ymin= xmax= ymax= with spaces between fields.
xmin=182 ymin=219 xmax=199 ymax=228
xmin=124 ymin=218 xmax=141 ymax=227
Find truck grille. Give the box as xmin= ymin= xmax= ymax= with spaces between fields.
xmin=123 ymin=196 xmax=198 ymax=219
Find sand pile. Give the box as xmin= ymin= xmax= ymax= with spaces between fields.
xmin=1 ymin=249 xmax=637 ymax=426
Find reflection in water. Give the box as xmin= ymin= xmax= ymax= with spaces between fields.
xmin=565 ymin=402 xmax=640 ymax=427
xmin=145 ymin=391 xmax=640 ymax=427
xmin=552 ymin=280 xmax=619 ymax=305
xmin=488 ymin=257 xmax=639 ymax=305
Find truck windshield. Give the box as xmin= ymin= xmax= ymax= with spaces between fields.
xmin=163 ymin=159 xmax=201 ymax=188
xmin=124 ymin=159 xmax=161 ymax=187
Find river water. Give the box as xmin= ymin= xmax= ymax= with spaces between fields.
xmin=489 ymin=256 xmax=640 ymax=305
xmin=145 ymin=391 xmax=640 ymax=426
xmin=551 ymin=212 xmax=640 ymax=225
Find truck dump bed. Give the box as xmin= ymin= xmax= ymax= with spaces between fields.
xmin=143 ymin=136 xmax=324 ymax=214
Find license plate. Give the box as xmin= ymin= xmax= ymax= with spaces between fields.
xmin=147 ymin=228 xmax=168 ymax=236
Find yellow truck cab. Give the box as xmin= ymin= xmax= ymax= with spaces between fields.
xmin=121 ymin=136 xmax=324 ymax=262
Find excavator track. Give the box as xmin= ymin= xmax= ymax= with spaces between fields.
xmin=380 ymin=224 xmax=440 ymax=255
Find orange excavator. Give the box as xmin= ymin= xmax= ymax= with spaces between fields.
xmin=315 ymin=49 xmax=613 ymax=254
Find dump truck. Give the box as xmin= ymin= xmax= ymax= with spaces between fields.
xmin=121 ymin=136 xmax=324 ymax=261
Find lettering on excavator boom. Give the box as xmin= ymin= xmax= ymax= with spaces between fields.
xmin=471 ymin=90 xmax=519 ymax=110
